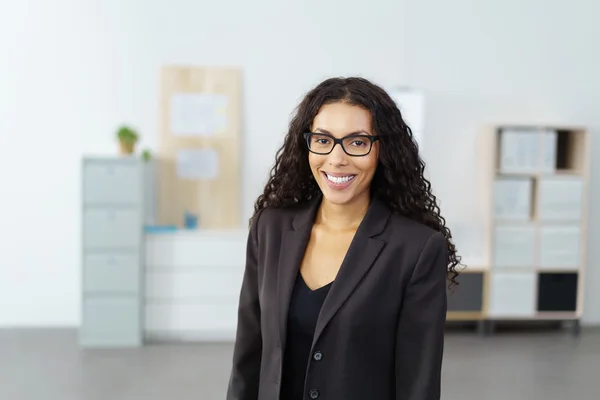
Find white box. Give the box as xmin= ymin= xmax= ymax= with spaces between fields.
xmin=499 ymin=129 xmax=540 ymax=173
xmin=447 ymin=222 xmax=487 ymax=267
xmin=488 ymin=272 xmax=536 ymax=317
xmin=539 ymin=225 xmax=581 ymax=269
xmin=538 ymin=177 xmax=584 ymax=221
xmin=493 ymin=225 xmax=536 ymax=269
xmin=494 ymin=177 xmax=532 ymax=220
xmin=540 ymin=129 xmax=558 ymax=173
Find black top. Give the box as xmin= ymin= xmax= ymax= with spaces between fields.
xmin=280 ymin=274 xmax=333 ymax=400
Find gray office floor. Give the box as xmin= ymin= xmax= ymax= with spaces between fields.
xmin=1 ymin=327 xmax=599 ymax=400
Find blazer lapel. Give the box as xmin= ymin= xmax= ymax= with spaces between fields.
xmin=311 ymin=196 xmax=390 ymax=347
xmin=276 ymin=196 xmax=321 ymax=348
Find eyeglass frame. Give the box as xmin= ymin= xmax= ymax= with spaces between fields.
xmin=303 ymin=132 xmax=380 ymax=157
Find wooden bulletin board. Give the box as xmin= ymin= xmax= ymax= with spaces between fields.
xmin=157 ymin=65 xmax=242 ymax=229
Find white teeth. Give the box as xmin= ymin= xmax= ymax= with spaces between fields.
xmin=326 ymin=174 xmax=355 ymax=184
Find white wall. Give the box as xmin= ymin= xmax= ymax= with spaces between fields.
xmin=0 ymin=0 xmax=406 ymax=326
xmin=1 ymin=0 xmax=599 ymax=327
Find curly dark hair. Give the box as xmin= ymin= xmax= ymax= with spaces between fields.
xmin=251 ymin=76 xmax=461 ymax=287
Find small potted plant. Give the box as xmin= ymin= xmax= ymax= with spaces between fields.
xmin=141 ymin=148 xmax=152 ymax=162
xmin=116 ymin=125 xmax=139 ymax=155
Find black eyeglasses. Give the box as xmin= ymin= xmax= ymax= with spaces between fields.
xmin=304 ymin=132 xmax=380 ymax=157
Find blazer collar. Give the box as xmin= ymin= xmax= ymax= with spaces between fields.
xmin=277 ymin=192 xmax=391 ymax=350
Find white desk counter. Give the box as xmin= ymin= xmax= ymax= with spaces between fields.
xmin=144 ymin=229 xmax=249 ymax=342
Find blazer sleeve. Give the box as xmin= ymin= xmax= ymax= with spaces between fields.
xmin=395 ymin=231 xmax=448 ymax=400
xmin=226 ymin=210 xmax=264 ymax=400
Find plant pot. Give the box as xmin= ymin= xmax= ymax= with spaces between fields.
xmin=119 ymin=140 xmax=135 ymax=155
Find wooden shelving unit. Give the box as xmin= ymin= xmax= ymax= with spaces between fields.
xmin=447 ymin=125 xmax=590 ymax=336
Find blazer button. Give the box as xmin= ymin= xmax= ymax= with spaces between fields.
xmin=309 ymin=389 xmax=319 ymax=399
xmin=313 ymin=351 xmax=323 ymax=361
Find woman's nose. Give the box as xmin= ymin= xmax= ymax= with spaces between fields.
xmin=327 ymin=143 xmax=348 ymax=167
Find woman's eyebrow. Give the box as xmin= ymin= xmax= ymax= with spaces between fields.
xmin=313 ymin=128 xmax=371 ymax=136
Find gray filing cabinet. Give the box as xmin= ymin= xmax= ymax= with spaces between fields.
xmin=80 ymin=157 xmax=146 ymax=347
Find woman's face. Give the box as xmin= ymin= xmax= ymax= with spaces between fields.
xmin=308 ymin=102 xmax=379 ymax=207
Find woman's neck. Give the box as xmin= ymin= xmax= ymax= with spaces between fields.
xmin=316 ymin=194 xmax=370 ymax=232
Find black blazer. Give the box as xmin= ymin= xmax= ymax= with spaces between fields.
xmin=227 ymin=194 xmax=448 ymax=400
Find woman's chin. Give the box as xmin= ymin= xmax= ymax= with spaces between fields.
xmin=319 ymin=183 xmax=363 ymax=206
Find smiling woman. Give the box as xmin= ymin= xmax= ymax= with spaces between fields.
xmin=227 ymin=77 xmax=461 ymax=400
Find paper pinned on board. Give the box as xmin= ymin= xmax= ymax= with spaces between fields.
xmin=170 ymin=93 xmax=228 ymax=136
xmin=175 ymin=148 xmax=220 ymax=180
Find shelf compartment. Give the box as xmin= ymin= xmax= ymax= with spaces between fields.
xmin=492 ymin=225 xmax=536 ymax=269
xmin=536 ymin=176 xmax=584 ymax=221
xmin=537 ymin=272 xmax=578 ymax=312
xmin=493 ymin=177 xmax=534 ymax=221
xmin=555 ymin=129 xmax=586 ymax=173
xmin=496 ymin=126 xmax=556 ymax=174
xmin=538 ymin=225 xmax=581 ymax=269
xmin=488 ymin=272 xmax=536 ymax=317
xmin=447 ymin=272 xmax=484 ymax=312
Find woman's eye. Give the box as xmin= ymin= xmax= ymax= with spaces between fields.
xmin=351 ymin=140 xmax=366 ymax=147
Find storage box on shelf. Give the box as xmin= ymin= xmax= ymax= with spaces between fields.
xmin=477 ymin=125 xmax=589 ymax=334
xmin=446 ymin=267 xmax=487 ymax=323
xmin=80 ymin=157 xmax=148 ymax=347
